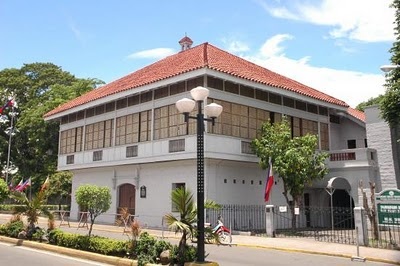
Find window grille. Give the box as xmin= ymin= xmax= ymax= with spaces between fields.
xmin=169 ymin=139 xmax=185 ymax=152
xmin=93 ymin=150 xmax=103 ymax=161
xmin=126 ymin=145 xmax=138 ymax=158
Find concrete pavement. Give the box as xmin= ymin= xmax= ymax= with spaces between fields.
xmin=0 ymin=214 xmax=399 ymax=265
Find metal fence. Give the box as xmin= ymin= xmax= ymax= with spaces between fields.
xmin=206 ymin=204 xmax=399 ymax=249
xmin=206 ymin=204 xmax=265 ymax=233
xmin=272 ymin=206 xmax=356 ymax=245
xmin=367 ymin=214 xmax=400 ymax=250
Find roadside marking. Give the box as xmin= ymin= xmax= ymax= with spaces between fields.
xmin=0 ymin=242 xmax=110 ymax=266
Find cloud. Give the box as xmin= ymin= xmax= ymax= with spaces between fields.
xmin=68 ymin=20 xmax=86 ymax=44
xmin=258 ymin=0 xmax=395 ymax=42
xmin=259 ymin=34 xmax=293 ymax=57
xmin=225 ymin=35 xmax=385 ymax=108
xmin=221 ymin=37 xmax=250 ymax=53
xmin=127 ymin=48 xmax=176 ymax=60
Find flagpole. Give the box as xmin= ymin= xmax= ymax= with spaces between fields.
xmin=5 ymin=103 xmax=14 ymax=185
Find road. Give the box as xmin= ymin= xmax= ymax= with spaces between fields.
xmin=0 ymin=242 xmax=111 ymax=266
xmin=204 ymin=244 xmax=395 ymax=266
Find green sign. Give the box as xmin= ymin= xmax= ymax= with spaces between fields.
xmin=377 ymin=203 xmax=400 ymax=225
xmin=376 ymin=189 xmax=400 ymax=226
xmin=376 ymin=189 xmax=400 ymax=201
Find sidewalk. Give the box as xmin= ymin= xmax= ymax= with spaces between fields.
xmin=0 ymin=214 xmax=399 ymax=265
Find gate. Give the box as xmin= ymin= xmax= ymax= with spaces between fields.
xmin=273 ymin=206 xmax=356 ymax=245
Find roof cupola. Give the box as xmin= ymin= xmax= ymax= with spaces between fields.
xmin=179 ymin=34 xmax=193 ymax=51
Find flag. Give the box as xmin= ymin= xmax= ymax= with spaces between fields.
xmin=41 ymin=176 xmax=50 ymax=191
xmin=16 ymin=178 xmax=31 ymax=192
xmin=0 ymin=99 xmax=15 ymax=115
xmin=14 ymin=178 xmax=23 ymax=191
xmin=264 ymin=158 xmax=274 ymax=202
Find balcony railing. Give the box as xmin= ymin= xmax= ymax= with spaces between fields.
xmin=327 ymin=148 xmax=377 ymax=169
xmin=330 ymin=152 xmax=356 ymax=161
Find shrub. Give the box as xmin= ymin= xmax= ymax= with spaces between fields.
xmin=134 ymin=232 xmax=158 ymax=266
xmin=170 ymin=244 xmax=197 ymax=265
xmin=47 ymin=229 xmax=129 ymax=257
xmin=47 ymin=228 xmax=64 ymax=244
xmin=31 ymin=227 xmax=46 ymax=242
xmin=1 ymin=220 xmax=25 ymax=238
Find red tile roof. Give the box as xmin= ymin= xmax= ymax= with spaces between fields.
xmin=347 ymin=107 xmax=365 ymax=122
xmin=44 ymin=42 xmax=349 ymax=118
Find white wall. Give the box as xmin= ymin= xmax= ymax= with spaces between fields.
xmin=330 ymin=117 xmax=366 ymax=150
xmin=365 ymin=106 xmax=398 ymax=190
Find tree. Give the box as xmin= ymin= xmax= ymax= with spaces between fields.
xmin=46 ymin=171 xmax=72 ymax=210
xmin=10 ymin=189 xmax=54 ymax=234
xmin=0 ymin=63 xmax=103 ymax=188
xmin=0 ymin=178 xmax=9 ymax=203
xmin=251 ymin=118 xmax=329 ymax=228
xmin=359 ymin=181 xmax=379 ymax=240
xmin=75 ymin=184 xmax=112 ymax=237
xmin=164 ymin=187 xmax=220 ymax=265
xmin=355 ymin=95 xmax=384 ymax=112
xmin=380 ymin=0 xmax=400 ymax=127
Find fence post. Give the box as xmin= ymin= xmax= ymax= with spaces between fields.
xmin=354 ymin=206 xmax=367 ymax=246
xmin=265 ymin=205 xmax=275 ymax=237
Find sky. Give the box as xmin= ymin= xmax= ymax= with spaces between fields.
xmin=0 ymin=0 xmax=396 ymax=108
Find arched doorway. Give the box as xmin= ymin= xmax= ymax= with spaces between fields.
xmin=118 ymin=184 xmax=136 ymax=215
xmin=326 ymin=177 xmax=355 ymax=229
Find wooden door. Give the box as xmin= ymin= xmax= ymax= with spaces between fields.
xmin=118 ymin=184 xmax=136 ymax=215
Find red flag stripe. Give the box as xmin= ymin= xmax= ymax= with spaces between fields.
xmin=264 ymin=160 xmax=274 ymax=202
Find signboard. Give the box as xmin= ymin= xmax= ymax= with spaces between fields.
xmin=376 ymin=189 xmax=400 ymax=226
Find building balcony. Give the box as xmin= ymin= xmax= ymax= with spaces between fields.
xmin=327 ymin=148 xmax=378 ymax=169
xmin=57 ymin=135 xmax=377 ymax=171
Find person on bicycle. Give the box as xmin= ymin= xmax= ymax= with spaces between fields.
xmin=212 ymin=215 xmax=223 ymax=232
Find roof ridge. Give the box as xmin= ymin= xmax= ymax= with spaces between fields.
xmin=203 ymin=42 xmax=209 ymax=67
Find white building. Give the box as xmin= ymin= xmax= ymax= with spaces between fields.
xmin=365 ymin=105 xmax=399 ymax=190
xmin=44 ymin=36 xmax=379 ymax=227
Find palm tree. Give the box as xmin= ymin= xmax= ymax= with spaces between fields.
xmin=10 ymin=189 xmax=54 ymax=233
xmin=164 ymin=187 xmax=220 ymax=264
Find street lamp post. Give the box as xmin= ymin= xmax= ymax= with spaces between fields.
xmin=380 ymin=64 xmax=400 ymax=73
xmin=176 ymin=86 xmax=222 ymax=263
xmin=1 ymin=97 xmax=18 ymax=185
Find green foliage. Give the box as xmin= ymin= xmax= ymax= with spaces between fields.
xmin=0 ymin=220 xmax=25 ymax=238
xmin=134 ymin=232 xmax=159 ymax=266
xmin=75 ymin=184 xmax=111 ymax=237
xmin=31 ymin=227 xmax=46 ymax=242
xmin=0 ymin=63 xmax=103 ymax=188
xmin=170 ymin=244 xmax=197 ymax=265
xmin=10 ymin=190 xmax=54 ymax=229
xmin=133 ymin=232 xmax=174 ymax=266
xmin=0 ymin=178 xmax=10 ymax=203
xmin=164 ymin=187 xmax=220 ymax=264
xmin=46 ymin=171 xmax=72 ymax=208
xmin=355 ymin=95 xmax=384 ymax=111
xmin=381 ymin=0 xmax=400 ymax=127
xmin=47 ymin=229 xmax=127 ymax=257
xmin=47 ymin=229 xmax=174 ymax=265
xmin=251 ymin=118 xmax=329 ymax=227
xmin=0 ymin=204 xmax=68 ymax=212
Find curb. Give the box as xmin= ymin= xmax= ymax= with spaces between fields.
xmin=0 ymin=236 xmax=135 ymax=266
